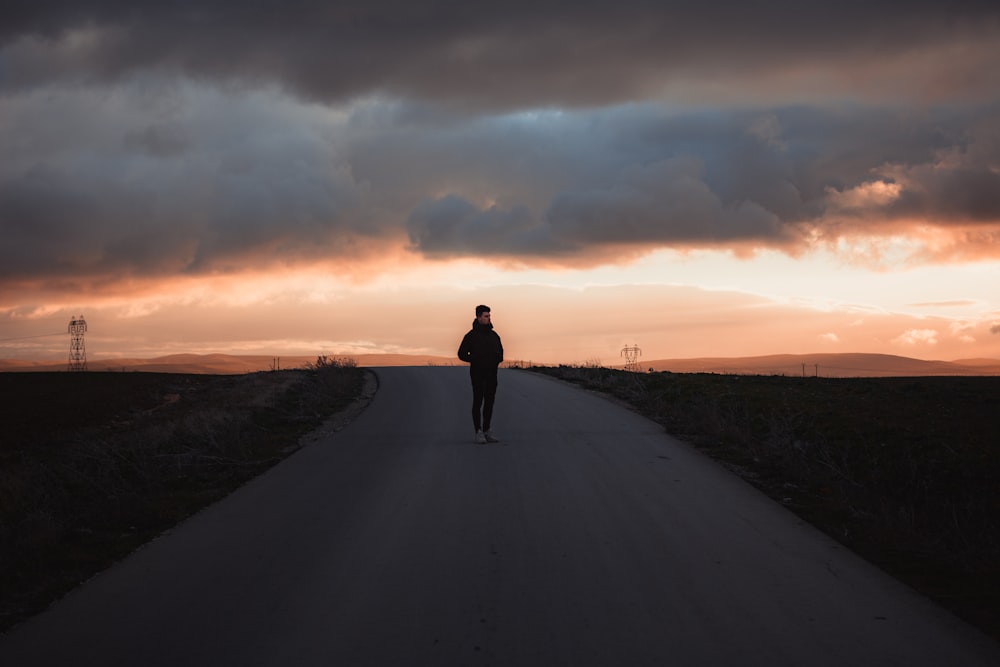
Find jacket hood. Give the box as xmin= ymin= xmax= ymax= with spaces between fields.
xmin=471 ymin=319 xmax=493 ymax=331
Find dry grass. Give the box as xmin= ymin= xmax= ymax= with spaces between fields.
xmin=529 ymin=365 xmax=1000 ymax=641
xmin=0 ymin=358 xmax=366 ymax=632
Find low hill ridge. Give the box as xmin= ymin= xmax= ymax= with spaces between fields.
xmin=1 ymin=352 xmax=997 ymax=376
xmin=643 ymin=353 xmax=1000 ymax=377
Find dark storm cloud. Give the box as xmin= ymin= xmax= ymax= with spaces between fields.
xmin=406 ymin=195 xmax=568 ymax=258
xmin=0 ymin=86 xmax=372 ymax=282
xmin=407 ymin=155 xmax=795 ymax=258
xmin=889 ymin=169 xmax=1000 ymax=221
xmin=3 ymin=1 xmax=999 ymax=107
xmin=405 ymin=105 xmax=1000 ymax=258
xmin=882 ymin=145 xmax=1000 ymax=223
xmin=545 ymin=158 xmax=790 ymax=245
xmin=4 ymin=89 xmax=1000 ymax=284
xmin=2 ymin=2 xmax=1000 ymax=288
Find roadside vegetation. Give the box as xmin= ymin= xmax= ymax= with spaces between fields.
xmin=529 ymin=364 xmax=999 ymax=641
xmin=0 ymin=356 xmax=365 ymax=633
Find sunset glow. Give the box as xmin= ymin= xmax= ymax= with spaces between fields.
xmin=2 ymin=3 xmax=999 ymax=366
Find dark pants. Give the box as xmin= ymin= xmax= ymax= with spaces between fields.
xmin=469 ymin=365 xmax=498 ymax=432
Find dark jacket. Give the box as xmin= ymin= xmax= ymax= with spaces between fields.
xmin=458 ymin=320 xmax=503 ymax=368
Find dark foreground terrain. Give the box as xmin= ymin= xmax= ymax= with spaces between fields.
xmin=0 ymin=358 xmax=366 ymax=632
xmin=531 ymin=366 xmax=1000 ymax=641
xmin=2 ymin=363 xmax=998 ymax=644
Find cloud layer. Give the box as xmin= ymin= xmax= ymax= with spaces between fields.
xmin=5 ymin=2 xmax=999 ymax=107
xmin=2 ymin=1 xmax=1000 ymax=296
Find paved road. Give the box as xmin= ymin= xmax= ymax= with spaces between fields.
xmin=1 ymin=367 xmax=998 ymax=666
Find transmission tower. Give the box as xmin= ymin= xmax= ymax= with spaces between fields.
xmin=621 ymin=344 xmax=642 ymax=372
xmin=68 ymin=315 xmax=88 ymax=371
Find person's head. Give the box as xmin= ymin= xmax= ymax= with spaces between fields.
xmin=475 ymin=304 xmax=491 ymax=326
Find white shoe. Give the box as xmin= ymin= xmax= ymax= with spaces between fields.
xmin=475 ymin=430 xmax=487 ymax=444
xmin=485 ymin=430 xmax=499 ymax=443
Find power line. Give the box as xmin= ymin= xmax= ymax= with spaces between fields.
xmin=0 ymin=332 xmax=65 ymax=342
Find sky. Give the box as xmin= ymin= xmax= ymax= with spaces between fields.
xmin=2 ymin=1 xmax=999 ymax=366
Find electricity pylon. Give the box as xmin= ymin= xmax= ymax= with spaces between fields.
xmin=621 ymin=344 xmax=641 ymax=372
xmin=68 ymin=315 xmax=88 ymax=371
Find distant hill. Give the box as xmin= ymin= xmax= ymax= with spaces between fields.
xmin=641 ymin=353 xmax=1000 ymax=377
xmin=0 ymin=353 xmax=459 ymax=374
xmin=0 ymin=354 xmax=308 ymax=374
xmin=1 ymin=352 xmax=998 ymax=376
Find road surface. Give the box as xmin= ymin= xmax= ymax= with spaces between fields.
xmin=1 ymin=366 xmax=998 ymax=666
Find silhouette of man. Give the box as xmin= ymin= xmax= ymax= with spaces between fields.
xmin=457 ymin=305 xmax=504 ymax=444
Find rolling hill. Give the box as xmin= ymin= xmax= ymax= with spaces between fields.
xmin=642 ymin=353 xmax=1000 ymax=377
xmin=0 ymin=353 xmax=459 ymax=374
xmin=1 ymin=352 xmax=998 ymax=376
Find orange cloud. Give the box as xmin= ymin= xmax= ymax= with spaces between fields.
xmin=891 ymin=329 xmax=939 ymax=346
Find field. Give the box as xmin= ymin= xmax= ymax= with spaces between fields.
xmin=530 ymin=365 xmax=1000 ymax=641
xmin=2 ymin=363 xmax=998 ymax=643
xmin=0 ymin=358 xmax=367 ymax=632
